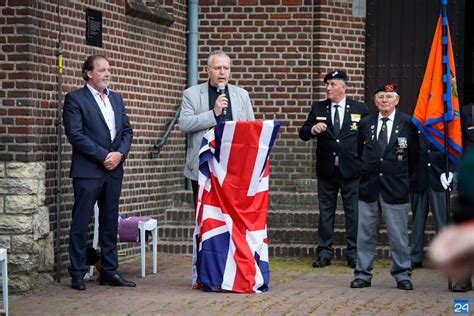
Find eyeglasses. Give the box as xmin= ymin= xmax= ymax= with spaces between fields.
xmin=375 ymin=93 xmax=397 ymax=100
xmin=210 ymin=66 xmax=230 ymax=72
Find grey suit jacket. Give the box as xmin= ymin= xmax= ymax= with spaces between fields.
xmin=179 ymin=82 xmax=255 ymax=180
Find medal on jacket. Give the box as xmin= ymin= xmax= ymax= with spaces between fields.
xmin=396 ymin=137 xmax=407 ymax=155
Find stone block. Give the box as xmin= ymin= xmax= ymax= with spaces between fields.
xmin=0 ymin=161 xmax=5 ymax=177
xmin=0 ymin=178 xmax=39 ymax=194
xmin=38 ymin=233 xmax=54 ymax=272
xmin=9 ymin=253 xmax=36 ymax=273
xmin=5 ymin=194 xmax=39 ymax=213
xmin=33 ymin=206 xmax=50 ymax=239
xmin=6 ymin=162 xmax=46 ymax=179
xmin=0 ymin=235 xmax=11 ymax=250
xmin=11 ymin=234 xmax=35 ymax=253
xmin=0 ymin=214 xmax=32 ymax=234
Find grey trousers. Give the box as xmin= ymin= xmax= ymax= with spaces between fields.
xmin=410 ymin=186 xmax=447 ymax=262
xmin=354 ymin=195 xmax=412 ymax=283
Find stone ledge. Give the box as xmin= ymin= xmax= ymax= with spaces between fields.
xmin=125 ymin=0 xmax=175 ymax=26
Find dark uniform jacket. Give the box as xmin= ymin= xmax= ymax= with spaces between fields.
xmin=357 ymin=110 xmax=419 ymax=204
xmin=409 ymin=133 xmax=454 ymax=192
xmin=63 ymin=86 xmax=133 ymax=179
xmin=299 ymin=98 xmax=368 ymax=179
xmin=461 ymin=103 xmax=474 ymax=150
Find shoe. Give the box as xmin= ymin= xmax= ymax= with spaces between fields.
xmin=71 ymin=276 xmax=86 ymax=291
xmin=350 ymin=278 xmax=371 ymax=288
xmin=312 ymin=257 xmax=331 ymax=268
xmin=452 ymin=280 xmax=472 ymax=292
xmin=397 ymin=280 xmax=414 ymax=290
xmin=411 ymin=261 xmax=423 ymax=269
xmin=100 ymin=273 xmax=136 ymax=287
xmin=347 ymin=259 xmax=357 ymax=269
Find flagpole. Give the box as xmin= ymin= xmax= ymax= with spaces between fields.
xmin=440 ymin=0 xmax=452 ymax=291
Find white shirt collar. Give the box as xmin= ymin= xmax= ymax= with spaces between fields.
xmin=86 ymin=83 xmax=109 ymax=97
xmin=378 ymin=109 xmax=396 ymax=122
xmin=331 ymin=96 xmax=346 ymax=108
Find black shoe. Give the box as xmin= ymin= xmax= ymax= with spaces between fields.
xmin=397 ymin=280 xmax=414 ymax=290
xmin=71 ymin=276 xmax=86 ymax=291
xmin=452 ymin=280 xmax=472 ymax=292
xmin=312 ymin=257 xmax=331 ymax=268
xmin=347 ymin=259 xmax=357 ymax=269
xmin=411 ymin=261 xmax=423 ymax=269
xmin=100 ymin=273 xmax=136 ymax=287
xmin=350 ymin=278 xmax=371 ymax=288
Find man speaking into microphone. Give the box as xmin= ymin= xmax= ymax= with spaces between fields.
xmin=179 ymin=50 xmax=255 ymax=205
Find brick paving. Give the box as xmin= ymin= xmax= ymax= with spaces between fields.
xmin=9 ymin=254 xmax=473 ymax=315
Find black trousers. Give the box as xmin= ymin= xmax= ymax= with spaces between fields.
xmin=68 ymin=174 xmax=122 ymax=279
xmin=191 ymin=179 xmax=198 ymax=208
xmin=316 ymin=168 xmax=359 ymax=261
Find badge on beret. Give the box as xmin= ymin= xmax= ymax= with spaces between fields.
xmin=385 ymin=84 xmax=395 ymax=92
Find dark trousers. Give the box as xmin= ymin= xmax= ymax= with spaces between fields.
xmin=191 ymin=179 xmax=198 ymax=208
xmin=68 ymin=174 xmax=122 ymax=279
xmin=317 ymin=169 xmax=359 ymax=261
xmin=410 ymin=185 xmax=446 ymax=262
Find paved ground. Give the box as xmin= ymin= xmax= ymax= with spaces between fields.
xmin=9 ymin=254 xmax=474 ymax=315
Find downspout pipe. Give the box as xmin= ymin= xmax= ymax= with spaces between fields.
xmin=187 ymin=0 xmax=199 ymax=88
xmin=185 ymin=0 xmax=199 ymax=190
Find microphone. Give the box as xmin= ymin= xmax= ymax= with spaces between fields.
xmin=218 ymin=83 xmax=226 ymax=116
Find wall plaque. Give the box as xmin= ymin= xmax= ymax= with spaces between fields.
xmin=86 ymin=8 xmax=102 ymax=47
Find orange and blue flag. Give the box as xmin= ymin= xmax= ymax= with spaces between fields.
xmin=412 ymin=2 xmax=462 ymax=163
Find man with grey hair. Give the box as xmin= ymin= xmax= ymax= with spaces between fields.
xmin=299 ymin=70 xmax=368 ymax=269
xmin=179 ymin=50 xmax=255 ymax=205
xmin=350 ymin=83 xmax=419 ymax=290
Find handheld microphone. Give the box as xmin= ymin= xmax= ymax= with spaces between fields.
xmin=218 ymin=83 xmax=226 ymax=116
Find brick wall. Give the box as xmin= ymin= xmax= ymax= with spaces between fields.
xmin=0 ymin=0 xmax=188 ymax=280
xmin=198 ymin=0 xmax=366 ymax=191
xmin=0 ymin=0 xmax=366 ymax=282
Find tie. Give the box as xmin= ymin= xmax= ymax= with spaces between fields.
xmin=378 ymin=117 xmax=389 ymax=153
xmin=333 ymin=105 xmax=340 ymax=135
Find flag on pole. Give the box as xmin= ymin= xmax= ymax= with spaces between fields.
xmin=192 ymin=120 xmax=280 ymax=293
xmin=412 ymin=2 xmax=462 ymax=163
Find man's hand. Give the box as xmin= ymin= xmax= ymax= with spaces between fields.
xmin=311 ymin=122 xmax=327 ymax=135
xmin=103 ymin=152 xmax=123 ymax=171
xmin=213 ymin=94 xmax=228 ymax=116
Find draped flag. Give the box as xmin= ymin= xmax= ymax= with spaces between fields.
xmin=412 ymin=2 xmax=462 ymax=163
xmin=192 ymin=120 xmax=280 ymax=293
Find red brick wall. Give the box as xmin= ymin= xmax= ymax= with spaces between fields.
xmin=0 ymin=0 xmax=366 ymax=275
xmin=0 ymin=1 xmax=188 ymax=274
xmin=198 ymin=0 xmax=366 ymax=190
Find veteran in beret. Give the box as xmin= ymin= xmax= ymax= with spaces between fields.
xmin=299 ymin=70 xmax=368 ymax=269
xmin=350 ymin=83 xmax=419 ymax=290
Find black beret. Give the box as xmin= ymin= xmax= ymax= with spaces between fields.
xmin=323 ymin=70 xmax=348 ymax=83
xmin=374 ymin=83 xmax=398 ymax=95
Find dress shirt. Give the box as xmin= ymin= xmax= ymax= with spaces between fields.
xmin=377 ymin=109 xmax=396 ymax=143
xmin=87 ymin=84 xmax=116 ymax=141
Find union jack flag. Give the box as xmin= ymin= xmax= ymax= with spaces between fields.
xmin=192 ymin=120 xmax=280 ymax=293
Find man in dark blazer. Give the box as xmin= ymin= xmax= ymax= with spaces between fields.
xmin=350 ymin=83 xmax=419 ymax=291
xmin=409 ymin=133 xmax=453 ymax=269
xmin=299 ymin=70 xmax=368 ymax=268
xmin=63 ymin=55 xmax=134 ymax=290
